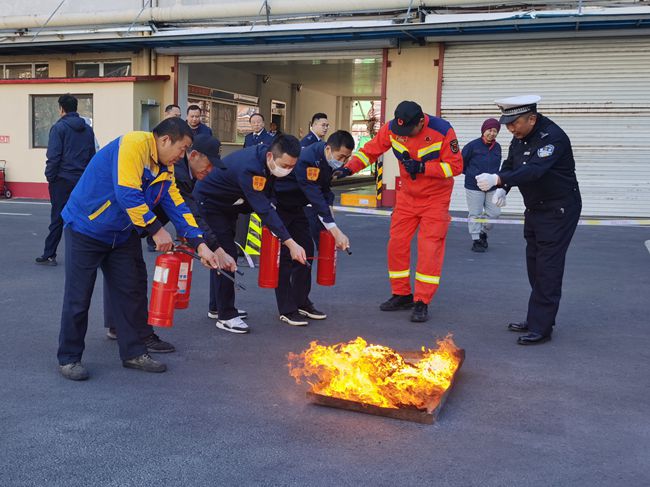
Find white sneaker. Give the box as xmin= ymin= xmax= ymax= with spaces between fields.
xmin=216 ymin=316 xmax=250 ymax=334
xmin=208 ymin=309 xmax=248 ymax=319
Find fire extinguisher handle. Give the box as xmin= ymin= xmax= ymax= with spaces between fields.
xmin=172 ymin=244 xmax=246 ymax=290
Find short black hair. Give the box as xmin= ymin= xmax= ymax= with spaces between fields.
xmin=187 ymin=104 xmax=202 ymax=114
xmin=58 ymin=94 xmax=78 ymax=114
xmin=270 ymin=134 xmax=301 ymax=159
xmin=165 ymin=104 xmax=180 ymax=113
xmin=249 ymin=113 xmax=264 ymax=122
xmin=311 ymin=112 xmax=328 ymax=125
xmin=327 ymin=130 xmax=355 ymax=151
xmin=153 ymin=117 xmax=194 ymax=143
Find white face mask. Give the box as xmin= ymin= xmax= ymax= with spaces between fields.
xmin=327 ymin=158 xmax=344 ymax=170
xmin=269 ymin=159 xmax=293 ymax=177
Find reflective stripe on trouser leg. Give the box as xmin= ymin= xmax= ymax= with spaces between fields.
xmin=414 ymin=213 xmax=450 ymax=304
xmin=387 ymin=202 xmax=420 ymax=296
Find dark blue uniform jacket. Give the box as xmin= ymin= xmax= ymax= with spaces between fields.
xmin=243 ymin=129 xmax=274 ymax=148
xmin=190 ymin=123 xmax=213 ymax=137
xmin=194 ymin=145 xmax=291 ymax=241
xmin=498 ymin=114 xmax=580 ymax=210
xmin=300 ymin=131 xmax=320 ymax=148
xmin=275 ymin=141 xmax=335 ymax=226
xmin=45 ymin=112 xmax=96 ymax=183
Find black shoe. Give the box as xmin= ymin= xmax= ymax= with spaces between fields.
xmin=507 ymin=321 xmax=528 ymax=332
xmin=471 ymin=240 xmax=486 ymax=253
xmin=59 ymin=362 xmax=89 ymax=381
xmin=479 ymin=232 xmax=488 ymax=249
xmin=144 ymin=333 xmax=175 ymax=353
xmin=517 ymin=333 xmax=552 ymax=345
xmin=379 ymin=294 xmax=415 ymax=311
xmin=298 ymin=305 xmax=327 ymax=320
xmin=35 ymin=256 xmax=57 ymax=266
xmin=279 ymin=311 xmax=309 ymax=326
xmin=122 ymin=353 xmax=166 ymax=372
xmin=410 ymin=301 xmax=429 ymax=322
xmin=106 ymin=328 xmax=117 ymax=340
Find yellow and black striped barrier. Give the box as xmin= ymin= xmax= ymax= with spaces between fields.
xmin=244 ymin=213 xmax=262 ymax=256
xmin=375 ymin=159 xmax=383 ymax=205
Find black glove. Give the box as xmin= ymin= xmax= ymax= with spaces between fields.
xmin=332 ymin=167 xmax=352 ymax=180
xmin=402 ymin=158 xmax=425 ymax=178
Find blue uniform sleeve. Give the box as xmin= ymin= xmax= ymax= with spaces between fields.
xmin=461 ymin=141 xmax=472 ymax=175
xmin=498 ymin=133 xmax=566 ymax=188
xmin=238 ymin=170 xmax=291 ymax=241
xmin=45 ymin=124 xmax=63 ymax=182
xmin=295 ymin=161 xmax=335 ymax=226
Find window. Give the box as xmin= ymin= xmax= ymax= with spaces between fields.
xmin=73 ymin=60 xmax=131 ymax=78
xmin=31 ymin=94 xmax=93 ymax=148
xmin=1 ymin=63 xmax=48 ymax=79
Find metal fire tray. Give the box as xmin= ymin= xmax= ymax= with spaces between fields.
xmin=306 ymin=349 xmax=465 ymax=424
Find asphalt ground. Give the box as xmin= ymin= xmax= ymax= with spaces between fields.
xmin=1 ymin=198 xmax=649 ymax=487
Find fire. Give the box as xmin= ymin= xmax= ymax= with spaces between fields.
xmin=288 ymin=335 xmax=461 ymax=410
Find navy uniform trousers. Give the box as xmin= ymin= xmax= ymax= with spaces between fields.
xmin=57 ymin=227 xmax=149 ymax=365
xmin=275 ymin=205 xmax=314 ymax=315
xmin=523 ymin=194 xmax=581 ymax=336
xmin=42 ymin=177 xmax=77 ymax=259
xmin=201 ymin=207 xmax=240 ymax=321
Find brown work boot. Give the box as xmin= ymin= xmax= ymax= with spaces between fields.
xmin=122 ymin=354 xmax=166 ymax=373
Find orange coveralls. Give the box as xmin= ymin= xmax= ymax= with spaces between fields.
xmin=345 ymin=114 xmax=463 ymax=304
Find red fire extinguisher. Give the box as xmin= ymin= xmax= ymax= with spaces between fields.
xmin=259 ymin=226 xmax=281 ymax=288
xmin=174 ymin=244 xmax=194 ymax=310
xmin=317 ymin=230 xmax=337 ymax=286
xmin=148 ymin=252 xmax=181 ymax=327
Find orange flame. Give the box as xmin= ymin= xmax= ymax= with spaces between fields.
xmin=288 ymin=335 xmax=461 ymax=410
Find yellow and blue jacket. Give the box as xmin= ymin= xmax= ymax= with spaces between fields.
xmin=62 ymin=131 xmax=204 ymax=248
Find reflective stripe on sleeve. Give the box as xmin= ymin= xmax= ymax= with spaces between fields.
xmin=417 ymin=142 xmax=442 ymax=159
xmin=440 ymin=162 xmax=453 ymax=178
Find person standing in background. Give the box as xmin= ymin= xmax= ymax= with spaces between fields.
xmin=36 ymin=94 xmax=96 ymax=266
xmin=187 ymin=105 xmax=213 ymax=137
xmin=462 ymin=118 xmax=505 ymax=252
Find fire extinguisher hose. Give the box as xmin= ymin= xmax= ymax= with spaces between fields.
xmin=171 ymin=245 xmax=246 ymax=291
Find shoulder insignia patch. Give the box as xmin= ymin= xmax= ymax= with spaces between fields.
xmin=537 ymin=144 xmax=555 ymax=158
xmin=306 ymin=167 xmax=320 ymax=181
xmin=252 ymin=175 xmax=267 ymax=191
xmin=450 ymin=139 xmax=460 ymax=154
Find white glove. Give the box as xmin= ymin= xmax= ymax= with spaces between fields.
xmin=492 ymin=188 xmax=507 ymax=208
xmin=476 ymin=173 xmax=498 ymax=191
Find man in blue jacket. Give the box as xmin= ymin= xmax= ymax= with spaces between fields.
xmin=57 ymin=118 xmax=220 ymax=381
xmin=461 ymin=118 xmax=504 ymax=252
xmin=243 ymin=113 xmax=274 ymax=148
xmin=194 ymin=135 xmax=307 ymax=334
xmin=36 ymin=94 xmax=96 ymax=266
xmin=273 ymin=131 xmax=353 ymax=326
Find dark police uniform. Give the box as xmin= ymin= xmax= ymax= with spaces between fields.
xmin=59 ymin=132 xmax=204 ymax=364
xmin=194 ymin=145 xmax=292 ymax=321
xmin=300 ymin=131 xmax=320 ymax=148
xmin=498 ymin=114 xmax=581 ymax=338
xmin=243 ymin=129 xmax=274 ymax=148
xmin=190 ymin=122 xmax=213 ymax=137
xmin=274 ymin=141 xmax=336 ymax=315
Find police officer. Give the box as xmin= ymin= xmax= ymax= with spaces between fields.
xmin=194 ymin=134 xmax=307 ymax=334
xmin=57 ymin=118 xmax=221 ymax=380
xmin=476 ymin=95 xmax=581 ymax=345
xmin=273 ymin=131 xmax=354 ymax=326
xmin=186 ymin=105 xmax=213 ymax=137
xmin=244 ymin=113 xmax=275 ymax=147
xmin=300 ymin=113 xmax=330 ymax=148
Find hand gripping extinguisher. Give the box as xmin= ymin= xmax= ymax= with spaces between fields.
xmin=148 ymin=252 xmax=182 ymax=327
xmin=316 ymin=230 xmax=337 ymax=286
xmin=174 ymin=244 xmax=194 ymax=310
xmin=258 ymin=226 xmax=281 ymax=288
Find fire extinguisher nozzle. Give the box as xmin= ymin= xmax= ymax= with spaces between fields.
xmin=236 ymin=270 xmax=245 ymax=276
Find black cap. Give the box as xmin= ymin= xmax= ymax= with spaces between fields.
xmin=191 ymin=134 xmax=224 ymax=169
xmin=392 ymin=101 xmax=424 ymax=136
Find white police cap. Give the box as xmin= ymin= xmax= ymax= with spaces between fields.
xmin=495 ymin=95 xmax=542 ymax=124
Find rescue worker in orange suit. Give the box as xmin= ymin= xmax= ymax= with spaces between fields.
xmin=334 ymin=101 xmax=463 ymax=322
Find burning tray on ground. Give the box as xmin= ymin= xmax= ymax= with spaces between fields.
xmin=306 ymin=349 xmax=464 ymax=424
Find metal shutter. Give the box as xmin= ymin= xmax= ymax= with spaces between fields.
xmin=441 ymin=37 xmax=650 ymax=217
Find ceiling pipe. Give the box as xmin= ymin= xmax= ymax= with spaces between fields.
xmin=0 ymin=1 xmax=587 ymax=30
